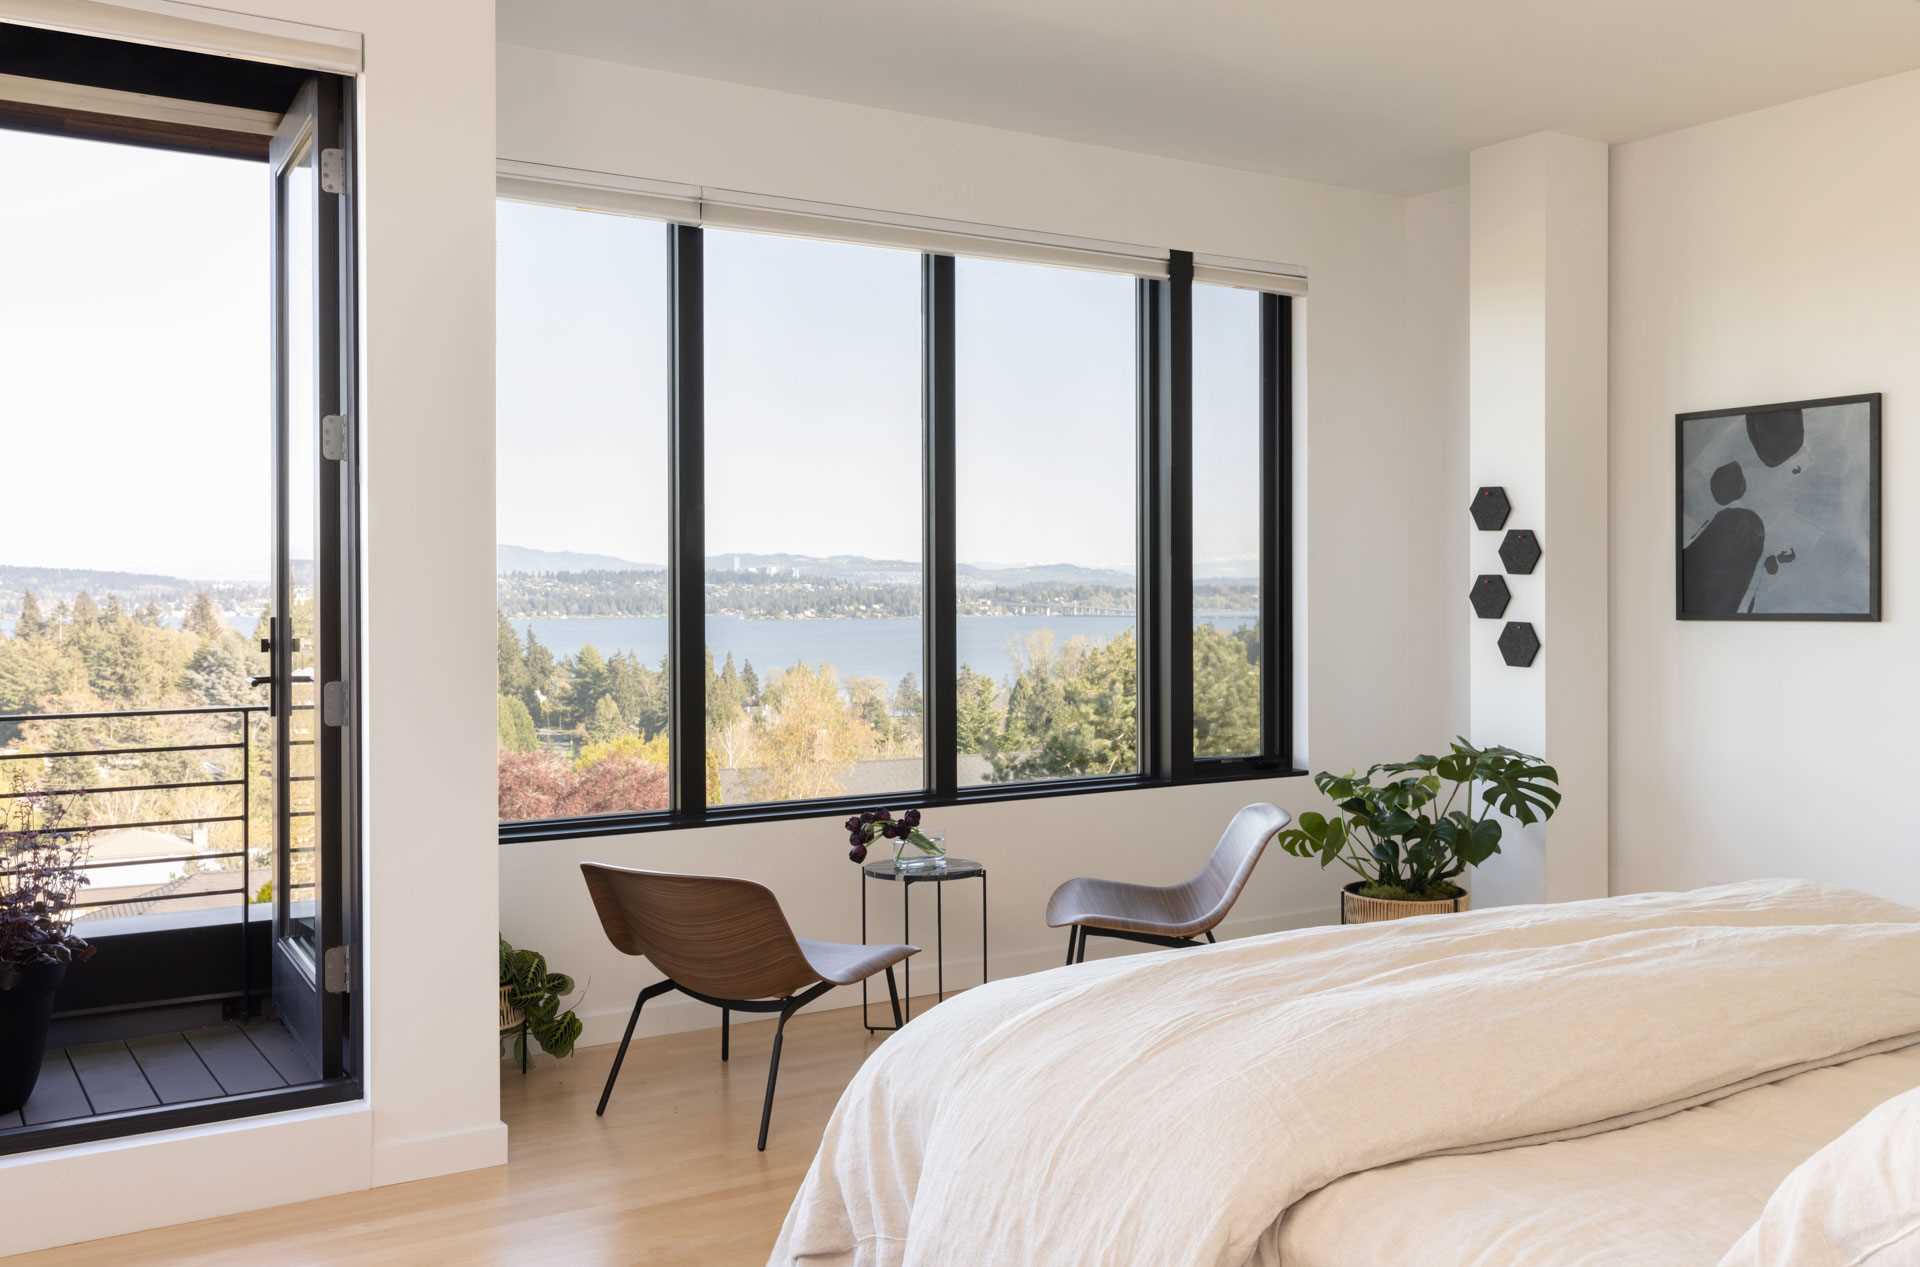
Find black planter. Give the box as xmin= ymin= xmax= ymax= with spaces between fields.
xmin=0 ymin=959 xmax=68 ymax=1114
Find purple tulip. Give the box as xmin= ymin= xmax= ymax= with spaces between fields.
xmin=843 ymin=815 xmax=862 ymax=833
xmin=903 ymin=809 xmax=922 ymax=828
xmin=849 ymin=844 xmax=867 ymax=863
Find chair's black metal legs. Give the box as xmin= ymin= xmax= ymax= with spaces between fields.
xmin=597 ymin=981 xmax=672 ymax=1117
xmin=721 ymin=1007 xmax=730 ymax=1062
xmin=758 ymin=1008 xmax=792 ymax=1152
xmin=885 ymin=965 xmax=903 ymax=1028
xmin=1065 ymin=926 xmax=1081 ymax=966
xmin=1205 ymin=931 xmax=1216 ymax=944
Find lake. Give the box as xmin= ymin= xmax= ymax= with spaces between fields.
xmin=511 ymin=613 xmax=1256 ymax=687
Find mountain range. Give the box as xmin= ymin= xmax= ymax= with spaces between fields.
xmin=497 ymin=545 xmax=1257 ymax=587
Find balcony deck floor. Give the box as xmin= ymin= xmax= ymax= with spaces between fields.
xmin=0 ymin=1020 xmax=316 ymax=1131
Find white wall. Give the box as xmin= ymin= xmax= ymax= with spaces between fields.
xmin=1466 ymin=134 xmax=1610 ymax=907
xmin=497 ymin=45 xmax=1472 ymax=1044
xmin=1611 ymin=69 xmax=1920 ymax=904
xmin=1 ymin=1 xmax=503 ymax=1254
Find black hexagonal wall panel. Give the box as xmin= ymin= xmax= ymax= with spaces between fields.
xmin=1499 ymin=529 xmax=1542 ymax=575
xmin=1469 ymin=574 xmax=1511 ymax=619
xmin=1498 ymin=621 xmax=1541 ymax=668
xmin=1470 ymin=486 xmax=1511 ymax=531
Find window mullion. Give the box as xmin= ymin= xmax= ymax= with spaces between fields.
xmin=922 ymin=254 xmax=958 ymax=798
xmin=1142 ymin=251 xmax=1195 ymax=782
xmin=1261 ymin=292 xmax=1293 ymax=767
xmin=669 ymin=223 xmax=707 ymax=816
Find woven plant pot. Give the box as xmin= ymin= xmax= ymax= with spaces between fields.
xmin=1341 ymin=882 xmax=1470 ymax=925
xmin=498 ymin=984 xmax=523 ymax=1033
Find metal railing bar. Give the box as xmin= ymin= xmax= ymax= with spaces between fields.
xmin=0 ymin=778 xmax=243 ymax=800
xmin=2 ymin=851 xmax=243 ymax=875
xmin=0 ymin=742 xmax=247 ymax=761
xmin=72 ymin=886 xmax=246 ymax=909
xmin=0 ymin=705 xmax=263 ymax=724
xmin=0 ymin=814 xmax=246 ymax=836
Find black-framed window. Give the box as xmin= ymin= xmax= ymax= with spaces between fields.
xmin=495 ymin=208 xmax=1299 ymax=842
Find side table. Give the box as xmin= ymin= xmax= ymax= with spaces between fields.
xmin=859 ymin=857 xmax=987 ymax=1032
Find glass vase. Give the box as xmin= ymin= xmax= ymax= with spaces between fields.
xmin=893 ymin=833 xmax=948 ymax=875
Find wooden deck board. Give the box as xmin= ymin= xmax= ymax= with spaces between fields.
xmin=128 ymin=1033 xmax=225 ymax=1104
xmin=18 ymin=1052 xmax=92 ymax=1125
xmin=183 ymin=1026 xmax=285 ymax=1096
xmin=240 ymin=1020 xmax=319 ymax=1086
xmin=66 ymin=1042 xmax=160 ymax=1114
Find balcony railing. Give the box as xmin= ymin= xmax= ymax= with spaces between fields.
xmin=0 ymin=703 xmax=281 ymax=1016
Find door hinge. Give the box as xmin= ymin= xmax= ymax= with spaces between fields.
xmin=324 ymin=944 xmax=351 ymax=994
xmin=321 ymin=414 xmax=350 ymax=461
xmin=319 ymin=147 xmax=346 ymax=195
xmin=321 ymin=680 xmax=348 ymax=727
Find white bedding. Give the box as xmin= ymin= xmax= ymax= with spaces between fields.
xmin=771 ymin=881 xmax=1920 ymax=1267
xmin=1276 ymin=1045 xmax=1920 ymax=1267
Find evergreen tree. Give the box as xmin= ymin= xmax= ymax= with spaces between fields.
xmin=14 ymin=591 xmax=49 ymax=640
xmin=522 ymin=628 xmax=557 ymax=721
xmin=954 ymin=665 xmax=1002 ymax=753
xmin=496 ymin=613 xmax=529 ymax=697
xmin=497 ymin=694 xmax=539 ymax=752
xmin=183 ymin=639 xmax=254 ymax=706
xmin=70 ymin=592 xmax=98 ymax=627
xmin=135 ymin=601 xmax=164 ymax=628
xmin=740 ymin=659 xmax=760 ymax=707
xmin=585 ymin=693 xmax=626 ymax=744
xmin=185 ymin=592 xmax=226 ymax=641
xmin=892 ymin=672 xmax=923 ymax=725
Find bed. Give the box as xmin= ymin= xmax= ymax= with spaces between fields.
xmin=770 ymin=880 xmax=1920 ymax=1267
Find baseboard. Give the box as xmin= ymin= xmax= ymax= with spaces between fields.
xmin=369 ymin=1117 xmax=510 ymax=1187
xmin=569 ymin=902 xmax=1330 ymax=1050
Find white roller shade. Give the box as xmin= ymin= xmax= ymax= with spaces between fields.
xmin=0 ymin=70 xmax=280 ymax=134
xmin=496 ymin=160 xmax=701 ymax=224
xmin=495 ymin=160 xmax=1310 ymax=292
xmin=1 ymin=0 xmax=362 ymax=74
xmin=1193 ymin=253 xmax=1310 ymax=297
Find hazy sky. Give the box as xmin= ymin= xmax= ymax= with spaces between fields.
xmin=498 ymin=201 xmax=1265 ymax=573
xmin=0 ymin=135 xmax=1263 ymax=583
xmin=0 ymin=130 xmax=269 ymax=580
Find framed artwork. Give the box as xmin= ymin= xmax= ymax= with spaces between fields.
xmin=1676 ymin=393 xmax=1880 ymax=621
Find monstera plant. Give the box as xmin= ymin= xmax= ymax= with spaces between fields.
xmin=499 ymin=936 xmax=584 ymax=1062
xmin=1276 ymin=739 xmax=1561 ymax=918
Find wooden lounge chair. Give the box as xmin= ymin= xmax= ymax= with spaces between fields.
xmin=581 ymin=863 xmax=917 ymax=1150
xmin=1044 ymin=803 xmax=1290 ymax=965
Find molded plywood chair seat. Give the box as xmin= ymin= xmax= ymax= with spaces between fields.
xmin=581 ymin=863 xmax=917 ymax=1150
xmin=1044 ymin=802 xmax=1291 ymax=964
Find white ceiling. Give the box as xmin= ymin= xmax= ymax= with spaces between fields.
xmin=498 ymin=0 xmax=1920 ymax=194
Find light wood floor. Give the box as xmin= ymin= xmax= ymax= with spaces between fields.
xmin=16 ymin=1008 xmax=891 ymax=1266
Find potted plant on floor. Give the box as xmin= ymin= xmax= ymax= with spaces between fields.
xmin=1 ymin=799 xmax=95 ymax=1113
xmin=499 ymin=936 xmax=583 ymax=1070
xmin=1276 ymin=739 xmax=1562 ymax=923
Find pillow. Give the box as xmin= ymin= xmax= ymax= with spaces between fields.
xmin=1720 ymin=1085 xmax=1920 ymax=1266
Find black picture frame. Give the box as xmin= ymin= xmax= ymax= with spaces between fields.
xmin=1675 ymin=392 xmax=1881 ymax=622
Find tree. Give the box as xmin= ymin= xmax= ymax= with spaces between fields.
xmin=566 ymin=645 xmax=611 ymax=728
xmin=846 ymin=676 xmax=894 ymax=751
xmin=954 ymin=665 xmax=1002 ymax=753
xmin=497 ymin=694 xmax=538 ymax=752
xmin=584 ymin=693 xmax=626 ymax=744
xmin=70 ymin=592 xmax=98 ymax=627
xmin=1192 ymin=622 xmax=1260 ymax=757
xmin=523 ymin=628 xmax=557 ymax=723
xmin=989 ymin=629 xmax=1137 ymax=782
xmin=135 ymin=601 xmax=165 ymax=628
xmin=497 ymin=613 xmax=529 ymax=698
xmin=740 ymin=659 xmax=761 ymax=708
xmin=184 ymin=592 xmax=225 ymax=640
xmin=13 ymin=591 xmax=48 ymax=640
xmin=183 ymin=639 xmax=254 ymax=706
xmin=893 ymin=672 xmax=923 ymax=726
xmin=746 ymin=663 xmax=873 ymax=801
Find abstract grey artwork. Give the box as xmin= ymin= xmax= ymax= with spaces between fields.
xmin=1676 ymin=394 xmax=1880 ymax=621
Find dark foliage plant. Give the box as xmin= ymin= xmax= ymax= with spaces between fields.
xmin=1275 ymin=739 xmax=1562 ymax=902
xmin=0 ymin=798 xmax=96 ymax=992
xmin=499 ymin=936 xmax=584 ymax=1060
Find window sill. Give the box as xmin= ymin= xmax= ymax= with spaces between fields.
xmin=497 ymin=762 xmax=1308 ymax=845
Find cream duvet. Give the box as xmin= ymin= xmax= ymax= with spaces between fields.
xmin=770 ymin=880 xmax=1920 ymax=1267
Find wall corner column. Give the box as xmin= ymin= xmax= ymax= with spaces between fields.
xmin=1467 ymin=132 xmax=1609 ymax=906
